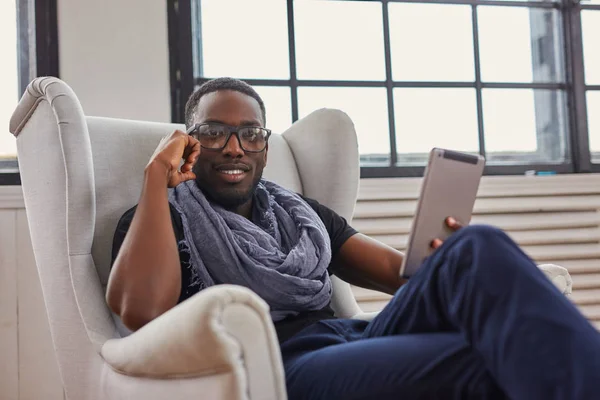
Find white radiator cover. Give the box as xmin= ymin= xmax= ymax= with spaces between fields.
xmin=0 ymin=185 xmax=65 ymax=400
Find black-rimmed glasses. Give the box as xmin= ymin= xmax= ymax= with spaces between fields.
xmin=187 ymin=123 xmax=271 ymax=153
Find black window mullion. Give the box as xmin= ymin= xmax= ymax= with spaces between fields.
xmin=389 ymin=0 xmax=559 ymax=9
xmin=580 ymin=3 xmax=600 ymax=10
xmin=34 ymin=0 xmax=59 ymax=79
xmin=287 ymin=0 xmax=299 ymax=123
xmin=168 ymin=0 xmax=194 ymax=124
xmin=382 ymin=0 xmax=398 ymax=166
xmin=481 ymin=82 xmax=565 ymax=89
xmin=194 ymin=77 xmax=566 ymax=90
xmin=471 ymin=5 xmax=487 ymax=158
xmin=563 ymin=0 xmax=591 ymax=172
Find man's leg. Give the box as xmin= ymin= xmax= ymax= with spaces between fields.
xmin=283 ymin=331 xmax=505 ymax=400
xmin=364 ymin=225 xmax=600 ymax=399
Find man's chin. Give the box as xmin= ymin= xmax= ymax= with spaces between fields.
xmin=214 ymin=191 xmax=253 ymax=210
xmin=197 ymin=182 xmax=254 ymax=209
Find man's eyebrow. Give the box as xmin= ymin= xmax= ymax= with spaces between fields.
xmin=239 ymin=120 xmax=262 ymax=126
xmin=201 ymin=119 xmax=262 ymax=126
xmin=201 ymin=118 xmax=226 ymax=124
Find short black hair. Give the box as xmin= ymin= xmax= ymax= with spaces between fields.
xmin=184 ymin=77 xmax=266 ymax=128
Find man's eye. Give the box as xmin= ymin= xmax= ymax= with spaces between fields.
xmin=203 ymin=129 xmax=223 ymax=137
xmin=241 ymin=130 xmax=258 ymax=141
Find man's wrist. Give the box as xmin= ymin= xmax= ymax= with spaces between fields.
xmin=144 ymin=160 xmax=171 ymax=183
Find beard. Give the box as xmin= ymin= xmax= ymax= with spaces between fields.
xmin=195 ymin=169 xmax=264 ymax=211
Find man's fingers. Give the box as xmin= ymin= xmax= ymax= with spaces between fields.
xmin=181 ymin=150 xmax=195 ymax=167
xmin=430 ymin=238 xmax=443 ymax=249
xmin=168 ymin=171 xmax=197 ymax=188
xmin=181 ymin=163 xmax=192 ymax=173
xmin=182 ymin=138 xmax=201 ymax=165
xmin=187 ymin=133 xmax=200 ymax=146
xmin=430 ymin=217 xmax=464 ymax=250
xmin=446 ymin=217 xmax=463 ymax=231
xmin=180 ymin=171 xmax=196 ymax=182
xmin=187 ymin=144 xmax=200 ymax=165
xmin=183 ymin=131 xmax=200 ymax=151
xmin=174 ymin=168 xmax=196 ymax=180
xmin=181 ymin=155 xmax=198 ymax=173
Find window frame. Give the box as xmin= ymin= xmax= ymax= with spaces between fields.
xmin=0 ymin=0 xmax=59 ymax=185
xmin=167 ymin=0 xmax=598 ymax=178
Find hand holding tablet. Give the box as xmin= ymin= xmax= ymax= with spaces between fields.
xmin=399 ymin=148 xmax=485 ymax=278
xmin=430 ymin=216 xmax=464 ymax=250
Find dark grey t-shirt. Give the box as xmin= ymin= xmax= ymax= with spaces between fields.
xmin=111 ymin=195 xmax=357 ymax=344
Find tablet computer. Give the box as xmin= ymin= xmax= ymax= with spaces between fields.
xmin=399 ymin=148 xmax=485 ymax=278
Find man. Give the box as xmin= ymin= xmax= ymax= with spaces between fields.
xmin=107 ymin=78 xmax=600 ymax=399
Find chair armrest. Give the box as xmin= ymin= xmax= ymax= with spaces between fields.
xmin=352 ymin=311 xmax=380 ymax=321
xmin=538 ymin=263 xmax=573 ymax=295
xmin=101 ymin=285 xmax=286 ymax=398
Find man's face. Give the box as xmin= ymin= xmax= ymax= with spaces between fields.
xmin=191 ymin=90 xmax=268 ymax=209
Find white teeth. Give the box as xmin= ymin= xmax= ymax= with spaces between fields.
xmin=221 ymin=169 xmax=244 ymax=175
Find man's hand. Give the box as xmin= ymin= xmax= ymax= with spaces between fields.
xmin=430 ymin=217 xmax=464 ymax=250
xmin=146 ymin=130 xmax=201 ymax=188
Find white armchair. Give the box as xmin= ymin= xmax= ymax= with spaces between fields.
xmin=9 ymin=77 xmax=572 ymax=400
xmin=9 ymin=77 xmax=366 ymax=400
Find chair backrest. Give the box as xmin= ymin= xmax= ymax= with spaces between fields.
xmin=10 ymin=78 xmax=362 ymax=354
xmin=88 ymin=117 xmax=304 ymax=289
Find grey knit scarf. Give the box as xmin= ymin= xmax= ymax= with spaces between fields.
xmin=168 ymin=179 xmax=332 ymax=321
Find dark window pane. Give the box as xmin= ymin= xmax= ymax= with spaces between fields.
xmin=298 ymin=87 xmax=390 ymax=164
xmin=389 ymin=3 xmax=474 ymax=82
xmin=193 ymin=0 xmax=289 ymax=79
xmin=478 ymin=7 xmax=564 ymax=83
xmin=1 ymin=0 xmax=18 ymax=159
xmin=294 ymin=1 xmax=385 ymax=81
xmin=482 ymin=89 xmax=568 ymax=163
xmin=582 ymin=10 xmax=600 ymax=85
xmin=253 ymin=86 xmax=292 ymax=134
xmin=394 ymin=88 xmax=479 ymax=164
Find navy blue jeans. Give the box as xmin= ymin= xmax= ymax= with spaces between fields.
xmin=281 ymin=225 xmax=600 ymax=400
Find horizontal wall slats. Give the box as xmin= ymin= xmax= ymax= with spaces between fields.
xmin=353 ymin=211 xmax=600 ymax=235
xmin=355 ymin=196 xmax=600 ymax=219
xmin=580 ymin=305 xmax=600 ymax=320
xmin=570 ymin=289 xmax=600 ymax=305
xmin=556 ymin=259 xmax=600 ymax=275
xmin=358 ymin=175 xmax=600 ymax=200
xmin=572 ymin=274 xmax=600 ymax=289
xmin=368 ymin=227 xmax=600 ymax=250
xmin=352 ymin=174 xmax=600 ymax=328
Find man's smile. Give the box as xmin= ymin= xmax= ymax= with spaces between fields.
xmin=214 ymin=163 xmax=251 ymax=183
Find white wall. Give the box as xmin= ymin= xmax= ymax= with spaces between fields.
xmin=57 ymin=0 xmax=171 ymax=122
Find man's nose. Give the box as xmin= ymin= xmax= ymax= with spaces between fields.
xmin=222 ymin=133 xmax=245 ymax=158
